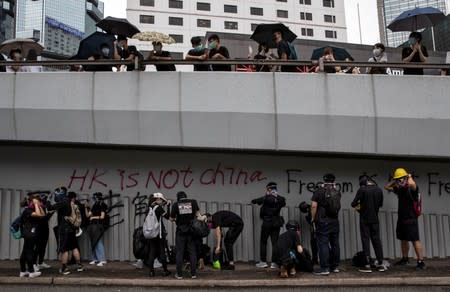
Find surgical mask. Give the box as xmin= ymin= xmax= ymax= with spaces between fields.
xmin=101 ymin=47 xmax=110 ymax=57
xmin=408 ymin=38 xmax=417 ymax=46
xmin=208 ymin=41 xmax=216 ymax=50
xmin=194 ymin=45 xmax=204 ymax=52
xmin=373 ymin=48 xmax=382 ymax=57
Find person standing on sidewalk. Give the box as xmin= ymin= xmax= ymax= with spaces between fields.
xmin=385 ymin=168 xmax=426 ymax=270
xmin=170 ymin=191 xmax=200 ymax=279
xmin=351 ymin=175 xmax=386 ymax=273
xmin=252 ymin=182 xmax=286 ymax=269
xmin=33 ymin=193 xmax=54 ymax=272
xmin=86 ymin=192 xmax=108 ymax=267
xmin=311 ymin=173 xmax=341 ymax=276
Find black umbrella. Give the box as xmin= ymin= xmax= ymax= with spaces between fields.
xmin=387 ymin=7 xmax=446 ymax=32
xmin=96 ymin=16 xmax=140 ymax=38
xmin=250 ymin=23 xmax=297 ymax=48
xmin=75 ymin=31 xmax=116 ymax=59
xmin=310 ymin=46 xmax=352 ymax=61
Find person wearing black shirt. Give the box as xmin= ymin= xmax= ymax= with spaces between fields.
xmin=208 ymin=34 xmax=231 ymax=71
xmin=186 ymin=36 xmax=210 ymax=71
xmin=33 ymin=193 xmax=54 ymax=271
xmin=170 ymin=191 xmax=200 ymax=279
xmin=253 ymin=43 xmax=271 ymax=72
xmin=206 ymin=210 xmax=244 ymax=270
xmin=85 ymin=43 xmax=114 ymax=72
xmin=385 ymin=168 xmax=425 ymax=269
xmin=114 ymin=34 xmax=139 ymax=71
xmin=148 ymin=41 xmax=176 ymax=71
xmin=252 ymin=181 xmax=286 ymax=269
xmin=276 ymin=220 xmax=305 ymax=278
xmin=273 ymin=30 xmax=296 ymax=72
xmin=402 ymin=32 xmax=428 ymax=75
xmin=310 ymin=173 xmax=341 ymax=275
xmin=85 ymin=192 xmax=108 ymax=267
xmin=147 ymin=193 xmax=171 ymax=277
xmin=351 ymin=176 xmax=385 ymax=272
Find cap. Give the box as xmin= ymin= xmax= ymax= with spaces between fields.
xmin=153 ymin=192 xmax=167 ymax=201
xmin=176 ymin=191 xmax=187 ymax=201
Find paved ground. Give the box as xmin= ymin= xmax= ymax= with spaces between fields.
xmin=0 ymin=259 xmax=449 ymax=289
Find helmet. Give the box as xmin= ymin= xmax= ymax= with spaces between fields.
xmin=299 ymin=201 xmax=310 ymax=214
xmin=285 ymin=220 xmax=300 ymax=232
xmin=323 ymin=173 xmax=336 ymax=183
xmin=393 ymin=168 xmax=408 ymax=179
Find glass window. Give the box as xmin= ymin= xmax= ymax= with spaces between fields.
xmin=301 ymin=28 xmax=313 ymax=36
xmin=224 ymin=21 xmax=238 ymax=30
xmin=197 ymin=2 xmax=210 ymax=11
xmin=324 ymin=14 xmax=336 ymax=23
xmin=251 ymin=23 xmax=259 ymax=31
xmin=140 ymin=15 xmax=154 ymax=24
xmin=325 ymin=30 xmax=337 ymax=38
xmin=300 ymin=12 xmax=312 ymax=20
xmin=323 ymin=0 xmax=334 ymax=8
xmin=250 ymin=7 xmax=263 ymax=16
xmin=197 ymin=19 xmax=211 ymax=28
xmin=169 ymin=0 xmax=183 ymax=9
xmin=277 ymin=0 xmax=287 ymax=2
xmin=169 ymin=17 xmax=183 ymax=26
xmin=277 ymin=10 xmax=288 ymax=18
xmin=224 ymin=4 xmax=237 ymax=13
xmin=140 ymin=0 xmax=154 ymax=6
xmin=299 ymin=0 xmax=311 ymax=4
xmin=169 ymin=34 xmax=183 ymax=43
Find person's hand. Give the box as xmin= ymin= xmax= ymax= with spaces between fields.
xmin=166 ymin=199 xmax=172 ymax=205
xmin=199 ymin=54 xmax=206 ymax=60
xmin=215 ymin=247 xmax=221 ymax=254
xmin=33 ymin=198 xmax=39 ymax=205
xmin=413 ymin=43 xmax=420 ymax=52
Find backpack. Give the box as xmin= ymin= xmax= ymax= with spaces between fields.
xmin=409 ymin=190 xmax=422 ymax=217
xmin=323 ymin=185 xmax=341 ymax=218
xmin=132 ymin=227 xmax=149 ymax=259
xmin=191 ymin=219 xmax=210 ymax=238
xmin=287 ymin=42 xmax=298 ymax=60
xmin=352 ymin=251 xmax=367 ymax=267
xmin=143 ymin=205 xmax=161 ymax=239
xmin=10 ymin=215 xmax=22 ymax=239
xmin=65 ymin=201 xmax=82 ymax=228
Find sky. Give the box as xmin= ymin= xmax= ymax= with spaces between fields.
xmin=102 ymin=0 xmax=381 ymax=45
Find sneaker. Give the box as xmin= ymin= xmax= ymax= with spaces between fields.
xmin=154 ymin=259 xmax=162 ymax=268
xmin=416 ymin=261 xmax=426 ymax=270
xmin=191 ymin=274 xmax=197 ymax=279
xmin=255 ymin=261 xmax=268 ymax=268
xmin=270 ymin=262 xmax=279 ymax=269
xmin=75 ymin=228 xmax=83 ymax=237
xmin=29 ymin=271 xmax=42 ymax=278
xmin=59 ymin=267 xmax=71 ymax=275
xmin=358 ymin=265 xmax=372 ymax=273
xmin=97 ymin=261 xmax=107 ymax=267
xmin=19 ymin=271 xmax=29 ymax=277
xmin=89 ymin=260 xmax=97 ymax=265
xmin=38 ymin=262 xmax=51 ymax=269
xmin=77 ymin=265 xmax=84 ymax=272
xmin=377 ymin=265 xmax=387 ymax=272
xmin=313 ymin=268 xmax=330 ymax=276
xmin=33 ymin=264 xmax=39 ymax=272
xmin=394 ymin=257 xmax=409 ymax=266
xmin=132 ymin=259 xmax=143 ymax=269
xmin=331 ymin=267 xmax=340 ymax=273
xmin=175 ymin=274 xmax=183 ymax=280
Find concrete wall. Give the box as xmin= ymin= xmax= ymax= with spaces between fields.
xmin=0 ymin=145 xmax=449 ymax=262
xmin=1 ymin=72 xmax=450 ymax=157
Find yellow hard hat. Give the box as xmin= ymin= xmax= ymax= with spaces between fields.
xmin=393 ymin=168 xmax=408 ymax=179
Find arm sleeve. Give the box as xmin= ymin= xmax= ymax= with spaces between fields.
xmin=251 ymin=196 xmax=264 ymax=205
xmin=170 ymin=203 xmax=177 ymax=218
xmin=278 ymin=196 xmax=286 ymax=208
xmin=351 ymin=190 xmax=362 ymax=207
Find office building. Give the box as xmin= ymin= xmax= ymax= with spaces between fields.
xmin=0 ymin=0 xmax=15 ymax=43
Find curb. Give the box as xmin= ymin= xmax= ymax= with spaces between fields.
xmin=1 ymin=276 xmax=450 ymax=287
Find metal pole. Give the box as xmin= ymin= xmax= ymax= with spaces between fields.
xmin=431 ymin=26 xmax=436 ymax=51
xmin=357 ymin=3 xmax=362 ymax=44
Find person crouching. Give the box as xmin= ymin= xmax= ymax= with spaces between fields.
xmin=276 ymin=220 xmax=304 ymax=278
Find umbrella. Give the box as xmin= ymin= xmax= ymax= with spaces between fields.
xmin=75 ymin=31 xmax=116 ymax=59
xmin=310 ymin=46 xmax=352 ymax=61
xmin=0 ymin=38 xmax=43 ymax=57
xmin=250 ymin=23 xmax=297 ymax=48
xmin=387 ymin=7 xmax=446 ymax=32
xmin=132 ymin=32 xmax=176 ymax=44
xmin=96 ymin=16 xmax=140 ymax=38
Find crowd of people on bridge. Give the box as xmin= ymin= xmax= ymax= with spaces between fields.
xmin=14 ymin=167 xmax=426 ymax=279
xmin=1 ymin=31 xmax=448 ymax=75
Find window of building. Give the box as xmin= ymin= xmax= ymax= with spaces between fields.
xmin=169 ymin=34 xmax=183 ymax=43
xmin=169 ymin=17 xmax=183 ymax=26
xmin=251 ymin=23 xmax=259 ymax=31
xmin=325 ymin=30 xmax=337 ymax=38
xmin=224 ymin=4 xmax=237 ymax=13
xmin=323 ymin=0 xmax=334 ymax=8
xmin=277 ymin=10 xmax=288 ymax=18
xmin=169 ymin=0 xmax=183 ymax=9
xmin=324 ymin=14 xmax=336 ymax=23
xmin=197 ymin=19 xmax=211 ymax=28
xmin=140 ymin=15 xmax=155 ymax=24
xmin=250 ymin=7 xmax=263 ymax=16
xmin=299 ymin=0 xmax=311 ymax=4
xmin=300 ymin=12 xmax=312 ymax=20
xmin=224 ymin=21 xmax=238 ymax=30
xmin=197 ymin=2 xmax=210 ymax=11
xmin=301 ymin=28 xmax=313 ymax=36
xmin=140 ymin=0 xmax=154 ymax=6
xmin=276 ymin=0 xmax=287 ymax=2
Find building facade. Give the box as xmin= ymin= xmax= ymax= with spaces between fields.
xmin=14 ymin=0 xmax=103 ymax=57
xmin=0 ymin=0 xmax=15 ymax=44
xmin=377 ymin=0 xmax=449 ymax=48
xmin=127 ymin=0 xmax=347 ymax=57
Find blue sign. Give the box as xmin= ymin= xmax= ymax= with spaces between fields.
xmin=45 ymin=17 xmax=84 ymax=38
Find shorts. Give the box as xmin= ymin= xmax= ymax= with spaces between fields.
xmin=396 ymin=219 xmax=419 ymax=242
xmin=58 ymin=230 xmax=79 ymax=253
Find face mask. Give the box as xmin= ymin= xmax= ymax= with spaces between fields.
xmin=408 ymin=38 xmax=416 ymax=46
xmin=154 ymin=45 xmax=162 ymax=52
xmin=194 ymin=45 xmax=204 ymax=52
xmin=373 ymin=48 xmax=382 ymax=57
xmin=101 ymin=47 xmax=110 ymax=57
xmin=208 ymin=41 xmax=216 ymax=50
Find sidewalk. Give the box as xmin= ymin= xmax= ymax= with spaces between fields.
xmin=1 ymin=259 xmax=449 ymax=288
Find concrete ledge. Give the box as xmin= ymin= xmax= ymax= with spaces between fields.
xmin=1 ymin=276 xmax=449 ymax=287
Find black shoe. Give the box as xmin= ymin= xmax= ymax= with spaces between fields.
xmin=77 ymin=265 xmax=84 ymax=272
xmin=394 ymin=257 xmax=409 ymax=266
xmin=358 ymin=265 xmax=372 ymax=273
xmin=416 ymin=261 xmax=426 ymax=270
xmin=59 ymin=267 xmax=71 ymax=275
xmin=149 ymin=270 xmax=155 ymax=277
xmin=162 ymin=270 xmax=171 ymax=277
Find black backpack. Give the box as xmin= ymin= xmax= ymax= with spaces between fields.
xmin=133 ymin=227 xmax=149 ymax=259
xmin=191 ymin=219 xmax=210 ymax=238
xmin=323 ymin=185 xmax=341 ymax=218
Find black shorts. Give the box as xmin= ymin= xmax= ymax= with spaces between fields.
xmin=58 ymin=231 xmax=79 ymax=253
xmin=396 ymin=219 xmax=419 ymax=242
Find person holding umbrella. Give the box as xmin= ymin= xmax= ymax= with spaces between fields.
xmin=402 ymin=32 xmax=428 ymax=75
xmin=114 ymin=34 xmax=139 ymax=71
xmin=274 ymin=30 xmax=295 ymax=72
xmin=147 ymin=41 xmax=176 ymax=71
xmin=6 ymin=49 xmax=27 ymax=73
